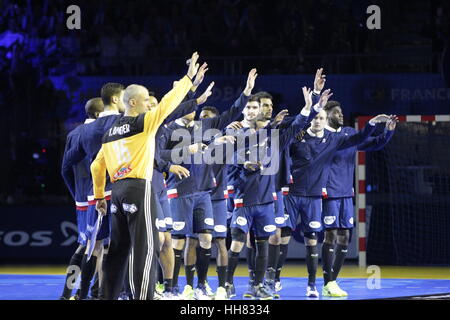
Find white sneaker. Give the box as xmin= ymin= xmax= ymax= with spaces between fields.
xmin=214 ymin=286 xmax=228 ymax=300
xmin=306 ymin=285 xmax=319 ymax=298
xmin=194 ymin=284 xmax=212 ymax=300
xmin=181 ymin=285 xmax=195 ymax=300
xmin=275 ymin=281 xmax=282 ymax=292
xmin=204 ymin=282 xmax=215 ymax=298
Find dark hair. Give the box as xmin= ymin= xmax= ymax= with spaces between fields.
xmin=255 ymin=91 xmax=273 ymax=102
xmin=201 ymin=106 xmax=219 ymax=116
xmin=101 ymin=82 xmax=124 ymax=106
xmin=148 ymin=90 xmax=156 ymax=98
xmin=323 ymin=100 xmax=341 ymax=113
xmin=85 ymin=97 xmax=104 ymax=119
xmin=248 ymin=94 xmax=260 ymax=103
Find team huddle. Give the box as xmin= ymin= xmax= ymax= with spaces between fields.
xmin=61 ymin=52 xmax=397 ymax=300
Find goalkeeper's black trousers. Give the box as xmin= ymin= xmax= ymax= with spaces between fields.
xmin=101 ymin=178 xmax=160 ymax=300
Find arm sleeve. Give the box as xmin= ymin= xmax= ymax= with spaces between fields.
xmin=144 ymin=75 xmax=193 ymax=133
xmin=61 ymin=136 xmax=77 ymax=200
xmin=206 ymin=93 xmax=249 ymax=131
xmin=90 ymin=146 xmax=107 ymax=199
xmin=358 ymin=128 xmax=395 ymax=151
xmin=164 ymin=98 xmax=198 ymax=124
xmin=277 ymin=107 xmax=318 ymax=150
xmin=338 ymin=122 xmax=377 ymax=150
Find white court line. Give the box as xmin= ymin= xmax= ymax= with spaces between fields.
xmin=23 ymin=284 xmax=36 ymax=286
xmin=406 ymin=287 xmax=420 ymax=289
xmin=434 ymin=287 xmax=449 ymax=289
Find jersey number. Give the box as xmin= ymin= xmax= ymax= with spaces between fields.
xmin=113 ymin=140 xmax=132 ymax=164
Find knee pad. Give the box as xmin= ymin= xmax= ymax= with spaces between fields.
xmin=304 ymin=232 xmax=318 ymax=240
xmin=324 ymin=229 xmax=337 ymax=244
xmin=231 ymin=228 xmax=246 ymax=243
xmin=171 ymin=234 xmax=187 ymax=240
xmin=337 ymin=229 xmax=350 ymax=245
xmin=280 ymin=227 xmax=292 ymax=238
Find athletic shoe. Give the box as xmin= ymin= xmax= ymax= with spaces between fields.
xmin=155 ymin=282 xmax=165 ymax=295
xmin=160 ymin=292 xmax=179 ymax=300
xmin=275 ymin=281 xmax=282 ymax=292
xmin=153 ymin=291 xmax=163 ymax=300
xmin=264 ymin=279 xmax=280 ymax=299
xmin=225 ymin=282 xmax=236 ymax=298
xmin=69 ymin=294 xmax=79 ymax=300
xmin=253 ymin=283 xmax=274 ymax=300
xmin=181 ymin=285 xmax=195 ymax=300
xmin=322 ymin=281 xmax=342 ymax=297
xmin=306 ymin=285 xmax=319 ymax=298
xmin=243 ymin=280 xmax=255 ymax=298
xmin=214 ymin=286 xmax=228 ymax=300
xmin=204 ymin=281 xmax=215 ymax=298
xmin=334 ymin=281 xmax=348 ymax=297
xmin=195 ymin=284 xmax=212 ymax=300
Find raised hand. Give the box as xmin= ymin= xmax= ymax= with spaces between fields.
xmin=272 ymin=109 xmax=289 ymax=126
xmin=169 ymin=164 xmax=190 ymax=179
xmin=386 ymin=114 xmax=399 ymax=131
xmin=193 ymin=62 xmax=208 ymax=88
xmin=369 ymin=114 xmax=390 ymax=124
xmin=318 ymin=89 xmax=333 ymax=109
xmin=314 ymin=68 xmax=326 ymax=93
xmin=302 ymin=86 xmax=312 ymax=110
xmin=196 ymin=81 xmax=215 ymax=105
xmin=187 ymin=52 xmax=200 ymax=79
xmin=243 ymin=68 xmax=258 ymax=96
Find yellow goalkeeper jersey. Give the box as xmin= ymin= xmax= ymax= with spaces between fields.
xmin=91 ymin=76 xmax=192 ymax=199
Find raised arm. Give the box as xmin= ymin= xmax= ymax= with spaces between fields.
xmin=358 ymin=115 xmax=398 ymax=151
xmin=204 ymin=68 xmax=257 ymax=131
xmin=144 ymin=52 xmax=201 ymax=132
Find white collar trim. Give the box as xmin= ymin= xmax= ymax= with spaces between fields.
xmin=307 ymin=127 xmax=325 ymax=138
xmin=84 ymin=119 xmax=95 ymax=124
xmin=175 ymin=119 xmax=194 ymax=128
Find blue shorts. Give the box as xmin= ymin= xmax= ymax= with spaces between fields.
xmin=86 ymin=202 xmax=111 ymax=241
xmin=170 ymin=192 xmax=214 ymax=237
xmin=160 ymin=197 xmax=173 ymax=230
xmin=322 ymin=197 xmax=355 ymax=229
xmin=283 ymin=194 xmax=323 ymax=233
xmin=155 ymin=192 xmax=168 ymax=232
xmin=76 ymin=208 xmax=88 ymax=246
xmin=212 ymin=199 xmax=228 ymax=238
xmin=231 ymin=203 xmax=276 ymax=238
xmin=274 ymin=191 xmax=286 ymax=228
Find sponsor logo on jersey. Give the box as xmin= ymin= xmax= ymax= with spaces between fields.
xmin=309 ymin=221 xmax=321 ymax=229
xmin=204 ymin=218 xmax=214 ymax=226
xmin=123 ymin=203 xmax=137 ymax=214
xmin=236 ymin=217 xmax=247 ymax=226
xmin=349 ymin=217 xmax=354 ymax=225
xmin=324 ymin=216 xmax=336 ymax=225
xmin=214 ymin=225 xmax=227 ymax=233
xmin=284 ymin=214 xmax=289 ymax=221
xmin=113 ymin=166 xmax=132 ymax=180
xmin=110 ymin=204 xmax=117 ymax=214
xmin=172 ymin=221 xmax=185 ymax=231
xmin=263 ymin=225 xmax=276 ymax=232
xmin=164 ymin=217 xmax=173 ymax=225
xmin=155 ymin=219 xmax=166 ymax=229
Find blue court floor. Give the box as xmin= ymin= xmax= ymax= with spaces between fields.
xmin=1 ymin=274 xmax=449 ymax=300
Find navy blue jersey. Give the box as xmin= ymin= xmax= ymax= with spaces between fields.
xmin=161 ymin=93 xmax=249 ymax=198
xmin=61 ymin=121 xmax=93 ymax=208
xmin=325 ymin=125 xmax=394 ymax=198
xmin=289 ymin=123 xmax=377 ymax=197
xmin=64 ymin=113 xmax=122 ymax=199
xmin=233 ymin=111 xmax=315 ymax=207
xmin=152 ymin=98 xmax=199 ymax=200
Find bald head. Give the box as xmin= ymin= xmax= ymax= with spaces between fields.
xmin=85 ymin=97 xmax=104 ymax=119
xmin=123 ymin=84 xmax=151 ymax=115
